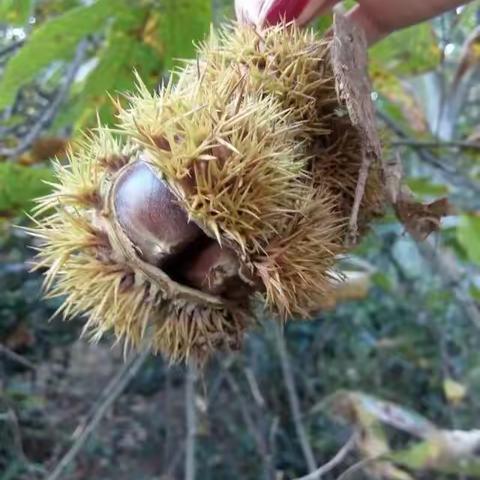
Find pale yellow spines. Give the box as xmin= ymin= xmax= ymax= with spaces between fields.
xmin=28 ymin=132 xmax=115 ymax=290
xmin=180 ymin=22 xmax=384 ymax=230
xmin=118 ymin=76 xmax=311 ymax=256
xmin=27 ymin=212 xmax=107 ymax=288
xmin=29 ymin=129 xmax=246 ymax=362
xmin=254 ymin=190 xmax=346 ymax=319
xmin=152 ymin=301 xmax=250 ymax=363
xmin=28 ymin=133 xmax=150 ymax=348
xmin=46 ymin=256 xmax=156 ymax=348
xmin=312 ymin=132 xmax=384 ymax=225
xmin=33 ymin=128 xmax=134 ymax=217
xmin=45 ymin=255 xmax=242 ymax=363
xmin=180 ymin=22 xmax=335 ymax=137
xmin=27 ymin=21 xmax=384 ymax=363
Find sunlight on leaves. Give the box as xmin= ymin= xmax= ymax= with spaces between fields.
xmin=0 ymin=0 xmax=122 ymax=110
xmin=0 ymin=163 xmax=53 ymax=216
xmin=0 ymin=0 xmax=32 ymax=26
xmin=457 ymin=214 xmax=480 ymax=265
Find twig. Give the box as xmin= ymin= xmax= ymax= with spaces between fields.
xmin=244 ymin=366 xmax=266 ymax=408
xmin=273 ymin=323 xmax=317 ymax=474
xmin=0 ymin=39 xmax=25 ymax=60
xmin=377 ymin=110 xmax=480 ymax=199
xmin=224 ymin=368 xmax=275 ymax=480
xmin=165 ymin=442 xmax=186 ymax=479
xmin=162 ymin=367 xmax=174 ymax=474
xmin=185 ymin=362 xmax=197 ymax=480
xmin=348 ymin=150 xmax=371 ymax=245
xmin=0 ymin=407 xmax=47 ymax=475
xmin=293 ymin=433 xmax=358 ymax=480
xmin=268 ymin=416 xmax=279 ymax=472
xmin=45 ymin=349 xmax=149 ymax=480
xmin=0 ymin=38 xmax=89 ymax=159
xmin=335 ymin=455 xmax=385 ymax=480
xmin=391 ymin=139 xmax=480 ymax=150
xmin=0 ymin=344 xmax=36 ymax=370
xmin=416 ymin=240 xmax=480 ymax=330
xmin=0 ymin=409 xmax=28 ymax=465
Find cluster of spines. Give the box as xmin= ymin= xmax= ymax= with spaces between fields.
xmin=118 ymin=75 xmax=310 ymax=256
xmin=180 ymin=23 xmax=334 ymax=136
xmin=30 ymin=21 xmax=383 ymax=361
xmin=182 ymin=22 xmax=384 ymax=230
xmin=126 ymin=22 xmax=361 ymax=317
xmin=30 ymin=129 xmax=249 ymax=362
xmin=254 ymin=189 xmax=345 ymax=319
xmin=152 ymin=301 xmax=249 ymax=362
xmin=28 ymin=131 xmax=152 ymax=345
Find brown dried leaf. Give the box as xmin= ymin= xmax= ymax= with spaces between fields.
xmin=453 ymin=26 xmax=480 ymax=89
xmin=5 ymin=323 xmax=35 ymax=350
xmin=18 ymin=137 xmax=69 ymax=165
xmin=385 ymin=153 xmax=452 ymax=241
xmin=395 ymin=193 xmax=452 ymax=241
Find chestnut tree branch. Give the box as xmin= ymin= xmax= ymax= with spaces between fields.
xmin=273 ymin=323 xmax=317 ymax=474
xmin=377 ymin=109 xmax=480 ymax=202
xmin=0 ymin=38 xmax=89 ymax=159
xmin=293 ymin=432 xmax=358 ymax=480
xmin=416 ymin=239 xmax=480 ymax=330
xmin=0 ymin=343 xmax=36 ymax=370
xmin=391 ymin=139 xmax=480 ymax=150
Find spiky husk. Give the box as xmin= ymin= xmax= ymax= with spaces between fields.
xmin=179 ymin=22 xmax=384 ymax=228
xmin=29 ymin=133 xmax=251 ymax=363
xmin=29 ymin=21 xmax=383 ymax=362
xmin=116 ymin=70 xmax=343 ymax=317
xmin=118 ymin=79 xmax=309 ymax=255
xmin=254 ymin=189 xmax=346 ymax=319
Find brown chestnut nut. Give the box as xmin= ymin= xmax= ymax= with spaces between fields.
xmin=183 ymin=242 xmax=243 ymax=296
xmin=114 ymin=160 xmax=202 ymax=266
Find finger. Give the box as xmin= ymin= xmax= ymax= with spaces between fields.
xmin=295 ymin=0 xmax=341 ymax=26
xmin=346 ymin=4 xmax=387 ymax=45
xmin=346 ymin=0 xmax=470 ymax=46
xmin=235 ymin=0 xmax=341 ymax=26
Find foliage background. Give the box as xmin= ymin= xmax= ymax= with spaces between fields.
xmin=0 ymin=1 xmax=480 ymax=479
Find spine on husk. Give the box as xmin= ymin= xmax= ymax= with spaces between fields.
xmin=29 ymin=18 xmax=383 ymax=362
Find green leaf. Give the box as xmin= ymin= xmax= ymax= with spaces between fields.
xmin=390 ymin=440 xmax=480 ymax=476
xmin=371 ymin=272 xmax=393 ymax=292
xmin=158 ymin=0 xmax=211 ymax=70
xmin=34 ymin=0 xmax=84 ymax=20
xmin=54 ymin=7 xmax=163 ymax=130
xmin=457 ymin=214 xmax=480 ymax=265
xmin=406 ymin=177 xmax=449 ymax=197
xmin=0 ymin=0 xmax=123 ymax=110
xmin=470 ymin=284 xmax=480 ymax=301
xmin=314 ymin=13 xmax=333 ymax=36
xmin=0 ymin=163 xmax=54 ymax=216
xmin=0 ymin=0 xmax=32 ymax=25
xmin=371 ymin=23 xmax=441 ymax=77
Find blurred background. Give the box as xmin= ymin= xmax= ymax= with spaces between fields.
xmin=1 ymin=1 xmax=480 ymax=479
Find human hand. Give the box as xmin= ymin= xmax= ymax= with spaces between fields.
xmin=235 ymin=0 xmax=471 ymax=44
xmin=348 ymin=0 xmax=470 ymax=43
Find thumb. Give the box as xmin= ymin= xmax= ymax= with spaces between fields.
xmin=235 ymin=0 xmax=341 ymax=27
